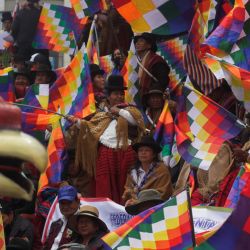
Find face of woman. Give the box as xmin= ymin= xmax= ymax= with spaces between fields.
xmin=108 ymin=90 xmax=125 ymax=106
xmin=147 ymin=93 xmax=164 ymax=109
xmin=137 ymin=146 xmax=155 ymax=164
xmin=77 ymin=216 xmax=99 ymax=238
xmin=93 ymin=74 xmax=105 ymax=91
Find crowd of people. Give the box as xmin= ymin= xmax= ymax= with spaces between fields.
xmin=1 ymin=0 xmax=250 ymax=250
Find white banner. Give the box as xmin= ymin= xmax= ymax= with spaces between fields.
xmin=42 ymin=197 xmax=132 ymax=243
xmin=192 ymin=206 xmax=232 ymax=234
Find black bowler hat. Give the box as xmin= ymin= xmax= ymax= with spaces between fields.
xmin=132 ymin=135 xmax=162 ymax=154
xmin=105 ymin=75 xmax=127 ymax=91
xmin=134 ymin=33 xmax=157 ymax=53
xmin=1 ymin=12 xmax=13 ymax=23
xmin=31 ymin=64 xmax=57 ymax=83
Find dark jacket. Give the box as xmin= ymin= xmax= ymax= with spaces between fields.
xmin=5 ymin=215 xmax=34 ymax=247
xmin=11 ymin=4 xmax=41 ymax=58
xmin=43 ymin=219 xmax=73 ymax=250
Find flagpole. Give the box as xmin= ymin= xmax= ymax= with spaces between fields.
xmin=186 ymin=186 xmax=196 ymax=248
xmin=8 ymin=102 xmax=67 ymax=118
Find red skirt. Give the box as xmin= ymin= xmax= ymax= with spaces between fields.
xmin=95 ymin=144 xmax=136 ymax=204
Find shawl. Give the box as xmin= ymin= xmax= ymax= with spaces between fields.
xmin=138 ymin=51 xmax=169 ymax=96
xmin=75 ymin=106 xmax=145 ymax=177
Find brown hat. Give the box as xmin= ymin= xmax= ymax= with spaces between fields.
xmin=125 ymin=189 xmax=164 ymax=215
xmin=134 ymin=33 xmax=157 ymax=53
xmin=68 ymin=205 xmax=108 ymax=234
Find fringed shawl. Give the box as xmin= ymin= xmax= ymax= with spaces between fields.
xmin=75 ymin=106 xmax=145 ymax=177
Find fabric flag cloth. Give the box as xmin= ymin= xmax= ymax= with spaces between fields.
xmin=154 ymin=101 xmax=175 ymax=166
xmin=99 ymin=54 xmax=113 ymax=75
xmin=225 ymin=163 xmax=250 ymax=209
xmin=0 ymin=67 xmax=15 ymax=102
xmin=157 ymin=34 xmax=188 ymax=90
xmin=42 ymin=197 xmax=133 ymax=243
xmin=21 ymin=112 xmax=60 ymax=131
xmin=38 ymin=119 xmax=67 ymax=191
xmin=33 ymin=3 xmax=84 ymax=54
xmin=183 ymin=45 xmax=223 ymax=95
xmin=175 ymin=84 xmax=244 ymax=170
xmin=203 ymin=55 xmax=250 ymax=112
xmin=86 ymin=20 xmax=99 ymax=64
xmin=48 ymin=44 xmax=96 ymax=118
xmin=123 ymin=41 xmax=140 ymax=106
xmin=195 ymin=163 xmax=250 ymax=249
xmin=188 ymin=0 xmax=217 ymax=54
xmin=112 ymin=0 xmax=195 ymax=35
xmin=201 ymin=0 xmax=250 ymax=71
xmin=70 ymin=0 xmax=100 ymax=21
xmin=0 ymin=212 xmax=5 ymax=250
xmin=102 ymin=190 xmax=195 ymax=250
xmin=192 ymin=206 xmax=232 ymax=246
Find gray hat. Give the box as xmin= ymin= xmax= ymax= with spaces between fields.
xmin=125 ymin=189 xmax=163 ymax=215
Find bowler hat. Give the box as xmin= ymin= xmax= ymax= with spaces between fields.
xmin=125 ymin=189 xmax=163 ymax=215
xmin=142 ymin=85 xmax=164 ymax=108
xmin=134 ymin=33 xmax=157 ymax=53
xmin=105 ymin=75 xmax=127 ymax=91
xmin=27 ymin=53 xmax=52 ymax=69
xmin=132 ymin=135 xmax=162 ymax=154
xmin=31 ymin=64 xmax=57 ymax=83
xmin=68 ymin=205 xmax=109 ymax=234
xmin=89 ymin=64 xmax=105 ymax=81
xmin=1 ymin=12 xmax=13 ymax=23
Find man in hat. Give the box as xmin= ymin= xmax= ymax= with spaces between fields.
xmin=27 ymin=53 xmax=52 ymax=71
xmin=125 ymin=189 xmax=164 ymax=215
xmin=11 ymin=0 xmax=42 ymax=61
xmin=1 ymin=12 xmax=13 ymax=33
xmin=68 ymin=75 xmax=145 ymax=203
xmin=134 ymin=33 xmax=170 ymax=97
xmin=43 ymin=185 xmax=80 ymax=250
xmin=142 ymin=85 xmax=165 ymax=134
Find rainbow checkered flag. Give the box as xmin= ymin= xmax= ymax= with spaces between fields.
xmin=0 ymin=212 xmax=5 ymax=250
xmin=112 ymin=0 xmax=195 ymax=35
xmin=33 ymin=3 xmax=84 ymax=54
xmin=102 ymin=190 xmax=195 ymax=250
xmin=203 ymin=55 xmax=250 ymax=113
xmin=175 ymin=84 xmax=244 ymax=170
xmin=48 ymin=43 xmax=96 ymax=118
xmin=0 ymin=67 xmax=15 ymax=102
xmin=123 ymin=41 xmax=140 ymax=106
xmin=201 ymin=0 xmax=250 ymax=71
xmin=157 ymin=34 xmax=188 ymax=90
xmin=70 ymin=0 xmax=100 ymax=20
xmin=39 ymin=119 xmax=67 ymax=191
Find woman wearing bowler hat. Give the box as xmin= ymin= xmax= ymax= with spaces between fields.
xmin=68 ymin=75 xmax=145 ymax=203
xmin=122 ymin=135 xmax=173 ymax=205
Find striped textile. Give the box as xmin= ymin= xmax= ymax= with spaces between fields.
xmin=183 ymin=45 xmax=223 ymax=95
